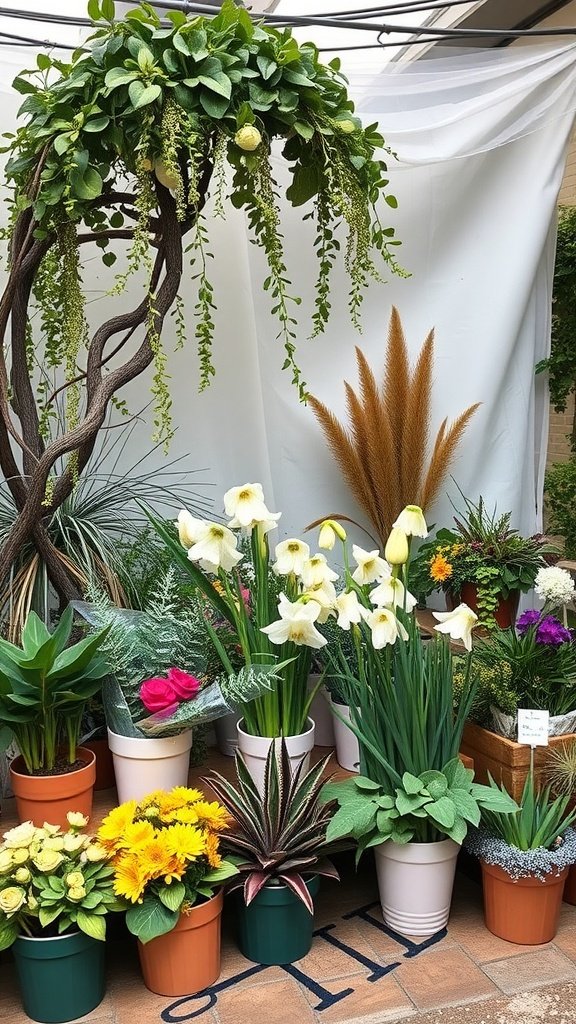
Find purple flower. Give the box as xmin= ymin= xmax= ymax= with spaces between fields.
xmin=517 ymin=609 xmax=541 ymax=635
xmin=536 ymin=615 xmax=573 ymax=646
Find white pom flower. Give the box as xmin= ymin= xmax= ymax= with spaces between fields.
xmin=534 ymin=566 xmax=576 ymax=607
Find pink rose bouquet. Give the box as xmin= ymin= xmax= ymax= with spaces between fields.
xmin=140 ymin=667 xmax=201 ymax=715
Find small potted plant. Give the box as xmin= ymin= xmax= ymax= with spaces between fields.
xmin=0 ymin=814 xmax=120 ymax=1023
xmin=206 ymin=740 xmax=339 ymax=965
xmin=98 ymin=785 xmax=238 ymax=996
xmin=0 ymin=608 xmax=110 ymax=826
xmin=545 ymin=738 xmax=576 ymax=903
xmin=466 ymin=774 xmax=576 ymax=943
xmin=152 ymin=483 xmax=332 ymax=791
xmin=410 ymin=494 xmax=555 ymax=627
xmin=319 ymin=508 xmax=516 ymax=934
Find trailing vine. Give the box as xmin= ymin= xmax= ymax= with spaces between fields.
xmin=537 ymin=205 xmax=576 ymax=450
xmin=0 ymin=0 xmax=404 ymax=605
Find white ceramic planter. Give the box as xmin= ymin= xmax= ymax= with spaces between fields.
xmin=236 ymin=718 xmax=315 ymax=794
xmin=308 ymin=676 xmax=335 ymax=748
xmin=215 ymin=712 xmax=241 ymax=757
xmin=107 ymin=729 xmax=193 ymax=803
xmin=331 ymin=699 xmax=360 ymax=773
xmin=374 ymin=838 xmax=460 ymax=936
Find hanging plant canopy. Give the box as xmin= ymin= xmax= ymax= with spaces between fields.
xmin=0 ymin=0 xmax=402 ymax=605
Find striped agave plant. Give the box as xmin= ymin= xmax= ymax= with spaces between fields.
xmin=204 ymin=741 xmax=339 ymax=913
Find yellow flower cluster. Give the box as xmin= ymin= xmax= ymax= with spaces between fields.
xmin=98 ymin=786 xmax=230 ymax=905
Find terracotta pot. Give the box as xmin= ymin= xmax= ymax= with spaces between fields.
xmin=447 ymin=585 xmax=519 ymax=629
xmin=481 ymin=860 xmax=567 ymax=943
xmin=9 ymin=748 xmax=96 ymax=828
xmin=137 ymin=889 xmax=223 ymax=996
xmin=460 ymin=721 xmax=575 ymax=801
xmin=83 ymin=738 xmax=115 ymax=792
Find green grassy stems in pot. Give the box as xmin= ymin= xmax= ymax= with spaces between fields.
xmin=0 ymin=608 xmax=110 ymax=773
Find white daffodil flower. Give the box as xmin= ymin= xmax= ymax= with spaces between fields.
xmin=351 ymin=545 xmax=389 ymax=586
xmin=228 ymin=510 xmax=282 ymax=534
xmin=433 ymin=603 xmax=478 ymax=651
xmin=335 ymin=590 xmax=363 ymax=630
xmin=301 ymin=553 xmax=339 ymax=589
xmin=261 ymin=596 xmax=327 ymax=649
xmin=363 ymin=607 xmax=409 ymax=649
xmin=393 ymin=504 xmax=428 ymax=538
xmin=384 ymin=527 xmax=409 ymax=567
xmin=188 ymin=523 xmax=243 ymax=573
xmin=176 ymin=509 xmax=205 ymax=550
xmin=224 ymin=483 xmax=274 ymax=529
xmin=303 ymin=580 xmax=337 ymax=623
xmin=318 ymin=519 xmax=347 ymax=549
xmin=273 ymin=538 xmax=311 ymax=577
xmin=370 ymin=576 xmax=417 ymax=613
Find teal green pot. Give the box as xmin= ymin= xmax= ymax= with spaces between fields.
xmin=237 ymin=876 xmax=319 ymax=965
xmin=12 ymin=930 xmax=105 ymax=1023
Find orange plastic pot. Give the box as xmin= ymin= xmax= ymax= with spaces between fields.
xmin=481 ymin=860 xmax=567 ymax=944
xmin=9 ymin=747 xmax=96 ymax=828
xmin=447 ymin=586 xmax=519 ymax=629
xmin=137 ymin=889 xmax=223 ymax=996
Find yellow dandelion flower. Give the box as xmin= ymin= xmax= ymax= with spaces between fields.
xmin=172 ymin=806 xmax=199 ymax=825
xmin=429 ymin=553 xmax=453 ymax=584
xmin=171 ymin=787 xmax=204 ymax=804
xmin=164 ymin=823 xmax=207 ymax=862
xmin=205 ymin=832 xmax=222 ymax=869
xmin=139 ymin=835 xmax=177 ymax=882
xmin=191 ymin=801 xmax=231 ymax=832
xmin=112 ymin=854 xmax=148 ymax=903
xmin=123 ymin=820 xmax=156 ymax=849
xmin=97 ymin=802 xmax=137 ymax=850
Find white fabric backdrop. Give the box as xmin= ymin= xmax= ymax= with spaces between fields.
xmin=1 ymin=44 xmax=576 ymax=545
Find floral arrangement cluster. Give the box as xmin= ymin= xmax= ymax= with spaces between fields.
xmin=98 ymin=787 xmax=237 ymax=943
xmin=0 ymin=814 xmax=118 ymax=949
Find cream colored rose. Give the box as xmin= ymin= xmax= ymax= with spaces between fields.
xmin=12 ymin=867 xmax=31 ymax=885
xmin=11 ymin=848 xmax=30 ymax=866
xmin=27 ymin=893 xmax=38 ymax=911
xmin=234 ymin=126 xmax=262 ymax=152
xmin=65 ymin=871 xmax=85 ymax=889
xmin=41 ymin=823 xmax=61 ymax=837
xmin=3 ymin=822 xmax=38 ymax=849
xmin=66 ymin=812 xmax=89 ymax=830
xmin=84 ymin=843 xmax=108 ymax=863
xmin=33 ymin=849 xmax=64 ymax=873
xmin=335 ymin=119 xmax=357 ymax=134
xmin=0 ymin=886 xmax=26 ymax=916
xmin=0 ymin=850 xmax=13 ymax=874
xmin=67 ymin=886 xmax=87 ymax=902
xmin=43 ymin=837 xmax=65 ymax=852
xmin=63 ymin=834 xmax=85 ymax=854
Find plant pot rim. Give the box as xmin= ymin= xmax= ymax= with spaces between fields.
xmin=106 ymin=727 xmax=193 ymax=757
xmin=9 ymin=746 xmax=96 ymax=781
xmin=237 ymin=717 xmax=314 ymax=740
xmin=480 ymin=859 xmax=570 ymax=884
xmin=15 ymin=929 xmax=81 ymax=944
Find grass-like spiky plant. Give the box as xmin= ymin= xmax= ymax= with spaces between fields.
xmin=545 ymin=740 xmax=576 ymax=799
xmin=308 ymin=307 xmax=480 ymax=547
xmin=204 ymin=741 xmax=338 ymax=913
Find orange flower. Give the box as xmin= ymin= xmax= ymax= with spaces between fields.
xmin=205 ymin=831 xmax=222 ymax=869
xmin=429 ymin=553 xmax=453 ymax=583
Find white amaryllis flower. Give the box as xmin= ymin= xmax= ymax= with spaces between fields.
xmin=363 ymin=607 xmax=409 ymax=649
xmin=335 ymin=590 xmax=363 ymax=630
xmin=303 ymin=580 xmax=337 ymax=623
xmin=301 ymin=553 xmax=339 ymax=589
xmin=224 ymin=483 xmax=275 ymax=529
xmin=384 ymin=527 xmax=409 ymax=567
xmin=176 ymin=509 xmax=205 ymax=550
xmin=261 ymin=595 xmax=327 ymax=649
xmin=370 ymin=576 xmax=417 ymax=613
xmin=393 ymin=505 xmax=428 ymax=538
xmin=534 ymin=566 xmax=576 ymax=607
xmin=433 ymin=603 xmax=478 ymax=652
xmin=188 ymin=523 xmax=243 ymax=573
xmin=351 ymin=545 xmax=389 ymax=586
xmin=273 ymin=538 xmax=310 ymax=576
xmin=318 ymin=519 xmax=347 ymax=550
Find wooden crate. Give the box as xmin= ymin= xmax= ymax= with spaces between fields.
xmin=460 ymin=721 xmax=574 ymax=801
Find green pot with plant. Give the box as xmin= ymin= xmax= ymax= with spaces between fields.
xmin=0 ymin=608 xmax=110 ymax=827
xmin=152 ymin=483 xmax=337 ymax=791
xmin=0 ymin=815 xmax=121 ymax=1023
xmin=410 ymin=493 xmax=555 ymax=627
xmin=466 ymin=774 xmax=576 ymax=943
xmin=319 ymin=506 xmax=517 ymax=934
xmin=205 ymin=739 xmax=338 ymax=965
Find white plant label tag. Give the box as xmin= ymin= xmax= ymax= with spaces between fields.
xmin=517 ymin=708 xmax=549 ymax=747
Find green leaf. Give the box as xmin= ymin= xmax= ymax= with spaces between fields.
xmin=173 ymin=32 xmax=190 ymax=56
xmin=402 ymin=772 xmax=425 ymax=795
xmin=39 ymin=905 xmax=61 ymax=928
xmin=76 ymin=911 xmax=106 ymax=941
xmin=285 ymin=165 xmax=320 ymax=207
xmin=198 ymin=72 xmax=232 ymax=100
xmin=87 ymin=0 xmax=101 ymax=20
xmin=83 ymin=116 xmax=110 ymax=132
xmin=102 ymin=251 xmax=117 ymax=267
xmin=101 ymin=0 xmax=115 ymax=21
xmin=158 ymin=881 xmax=185 ymax=912
xmin=37 ymin=54 xmax=51 ymax=71
xmin=425 ymin=796 xmax=456 ymax=829
xmin=21 ymin=611 xmax=51 ymax=655
xmin=354 ymin=776 xmax=382 ymax=792
xmin=128 ymin=81 xmax=162 ymax=110
xmin=125 ymin=896 xmax=178 ymax=944
xmin=104 ymin=68 xmax=138 ymax=89
xmin=202 ymin=860 xmax=239 ymax=883
xmin=199 ymin=91 xmax=230 ymax=118
xmin=395 ymin=791 xmax=430 ymax=817
xmin=419 ymin=771 xmax=448 ymax=800
xmin=70 ymin=167 xmax=103 ymax=201
xmin=449 ymin=788 xmax=481 ymax=825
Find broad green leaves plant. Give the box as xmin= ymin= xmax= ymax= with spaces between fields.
xmin=0 ymin=607 xmax=110 ymax=772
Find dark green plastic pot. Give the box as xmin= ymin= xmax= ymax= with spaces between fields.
xmin=237 ymin=876 xmax=320 ymax=965
xmin=12 ymin=930 xmax=105 ymax=1023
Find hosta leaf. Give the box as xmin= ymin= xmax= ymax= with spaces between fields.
xmin=158 ymin=881 xmax=185 ymax=912
xmin=425 ymin=796 xmax=456 ymax=829
xmin=402 ymin=772 xmax=425 ymax=795
xmin=76 ymin=910 xmax=106 ymax=941
xmin=126 ymin=897 xmax=178 ymax=944
xmin=419 ymin=771 xmax=448 ymax=800
xmin=449 ymin=787 xmax=481 ymax=825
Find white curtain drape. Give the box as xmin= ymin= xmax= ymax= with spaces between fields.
xmin=1 ymin=43 xmax=576 ymax=543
